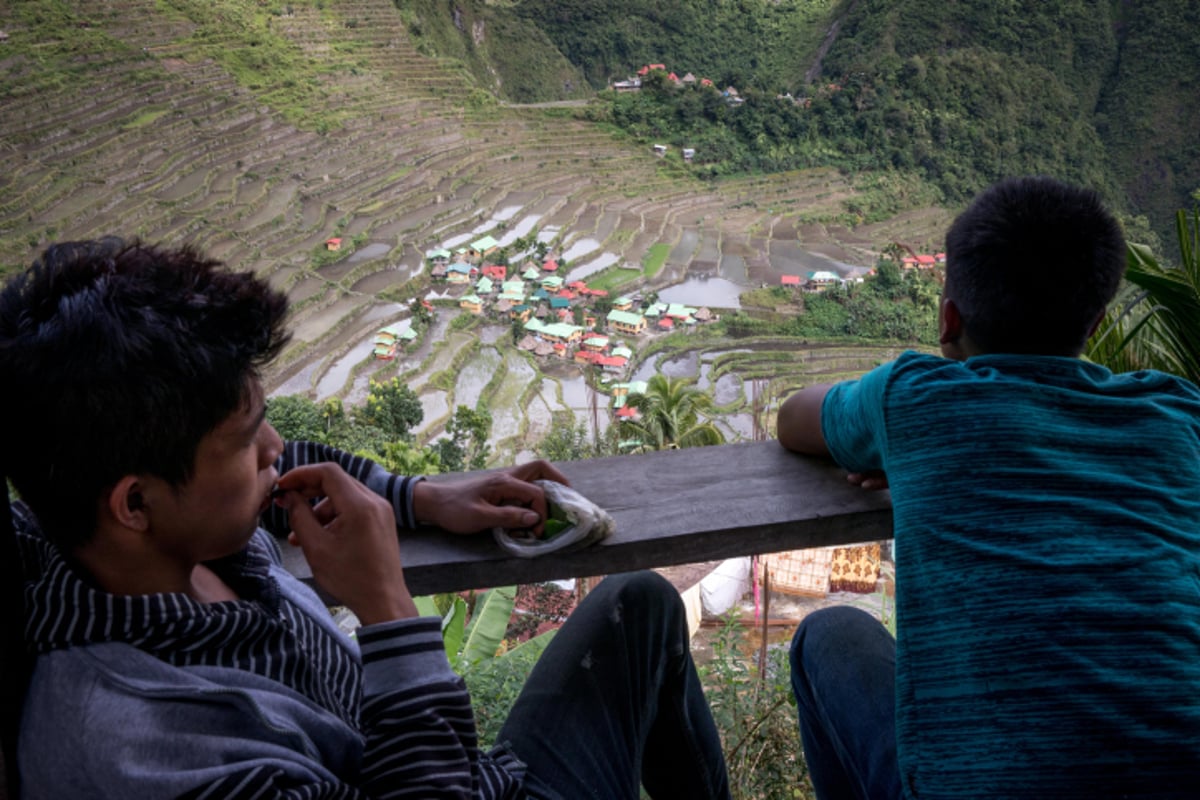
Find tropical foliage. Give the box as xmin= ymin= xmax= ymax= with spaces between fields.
xmin=701 ymin=615 xmax=813 ymax=800
xmin=1087 ymin=209 xmax=1200 ymax=385
xmin=619 ymin=374 xmax=725 ymax=452
xmin=725 ymin=261 xmax=940 ymax=344
xmin=413 ymin=585 xmax=557 ymax=746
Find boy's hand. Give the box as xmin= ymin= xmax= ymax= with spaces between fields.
xmin=413 ymin=460 xmax=571 ymax=536
xmin=276 ymin=463 xmax=417 ymax=625
xmin=847 ymin=470 xmax=889 ymax=491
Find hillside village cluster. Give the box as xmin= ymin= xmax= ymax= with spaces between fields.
xmin=349 ymin=228 xmax=945 ymax=420
xmin=368 ymin=234 xmax=716 ymax=419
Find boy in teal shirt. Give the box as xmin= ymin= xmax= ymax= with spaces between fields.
xmin=778 ymin=177 xmax=1200 ymax=799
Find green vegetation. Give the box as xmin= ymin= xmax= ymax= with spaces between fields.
xmin=727 ymin=261 xmax=940 ymax=345
xmin=160 ymin=0 xmax=365 ymax=132
xmin=514 ymin=0 xmax=835 ymax=92
xmin=641 ymin=242 xmax=670 ymax=278
xmin=562 ymin=0 xmax=1199 ymax=245
xmin=703 ymin=617 xmax=813 ymax=799
xmin=619 ymin=374 xmax=725 ymax=452
xmin=1088 ymin=208 xmax=1200 ymax=385
xmin=391 ymin=0 xmax=590 ymax=103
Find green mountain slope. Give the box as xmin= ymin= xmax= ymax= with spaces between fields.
xmin=510 ymin=0 xmax=1198 ymax=244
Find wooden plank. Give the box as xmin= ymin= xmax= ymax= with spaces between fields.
xmin=280 ymin=440 xmax=893 ymax=596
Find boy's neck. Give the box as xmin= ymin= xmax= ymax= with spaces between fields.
xmin=74 ymin=534 xmax=239 ymax=602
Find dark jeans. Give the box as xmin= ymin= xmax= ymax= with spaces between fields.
xmin=497 ymin=571 xmax=731 ymax=800
xmin=789 ymin=606 xmax=902 ymax=800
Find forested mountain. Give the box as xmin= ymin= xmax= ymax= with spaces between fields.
xmin=393 ymin=0 xmax=1190 ymax=244
xmin=411 ymin=0 xmax=1198 ymax=247
xmin=2 ymin=0 xmax=1196 ymax=262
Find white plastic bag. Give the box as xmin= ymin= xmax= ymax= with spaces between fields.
xmin=493 ymin=480 xmax=614 ymax=558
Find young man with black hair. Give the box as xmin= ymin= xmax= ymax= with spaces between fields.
xmin=777 ymin=176 xmax=1200 ymax=799
xmin=0 ymin=238 xmax=730 ymax=799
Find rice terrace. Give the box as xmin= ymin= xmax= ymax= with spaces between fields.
xmin=0 ymin=0 xmax=954 ymax=465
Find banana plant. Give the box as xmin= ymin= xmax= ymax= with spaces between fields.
xmin=1087 ymin=208 xmax=1200 ymax=385
xmin=414 ymin=586 xmax=518 ymax=673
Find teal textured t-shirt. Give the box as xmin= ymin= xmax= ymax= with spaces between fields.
xmin=822 ymin=351 xmax=1200 ymax=798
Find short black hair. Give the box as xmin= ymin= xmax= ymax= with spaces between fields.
xmin=944 ymin=176 xmax=1126 ymax=355
xmin=0 ymin=238 xmax=289 ymax=551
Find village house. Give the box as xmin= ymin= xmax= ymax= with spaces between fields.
xmin=541 ymin=275 xmax=565 ymax=292
xmin=459 ymin=294 xmax=483 ymax=315
xmin=611 ymin=380 xmax=649 ymax=400
xmin=522 ymin=265 xmax=541 ymax=281
xmin=525 ymin=319 xmax=584 ymax=345
xmin=324 ymin=237 xmax=343 ymax=252
xmin=542 ymin=258 xmax=559 ymax=272
xmin=425 ymin=248 xmax=451 ymax=266
xmin=612 ymin=295 xmax=635 ymax=312
xmin=806 ymin=270 xmax=842 ymax=290
xmin=373 ymin=322 xmax=416 ymax=361
xmin=607 ymin=309 xmax=647 ymax=335
xmin=475 ymin=276 xmax=494 ymax=295
xmin=467 ymin=235 xmax=499 ymax=261
xmin=446 ymin=262 xmax=473 ymax=285
xmin=500 ymin=280 xmax=526 ymax=303
xmin=481 ymin=263 xmax=507 ymax=281
xmin=781 ymin=274 xmax=801 ymax=287
xmin=582 ymin=335 xmax=609 ymax=353
xmin=509 ymin=304 xmax=533 ymax=323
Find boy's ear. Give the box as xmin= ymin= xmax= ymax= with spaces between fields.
xmin=939 ymin=297 xmax=964 ymax=345
xmin=106 ymin=475 xmax=150 ymax=531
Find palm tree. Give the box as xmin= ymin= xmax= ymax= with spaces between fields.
xmin=1087 ymin=208 xmax=1200 ymax=384
xmin=619 ymin=374 xmax=726 ymax=452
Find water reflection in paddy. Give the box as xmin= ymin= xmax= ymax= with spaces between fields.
xmin=413 ymin=391 xmax=449 ymax=437
xmin=562 ymin=237 xmax=600 ymax=262
xmin=488 ymin=355 xmax=537 ymax=443
xmin=658 ymin=277 xmax=744 ymax=309
xmin=454 ymin=347 xmax=502 ymax=411
xmin=498 ymin=214 xmax=544 ymax=246
xmin=347 ymin=242 xmax=391 ymax=264
xmin=632 ymin=351 xmax=699 ymax=382
xmin=564 ymin=252 xmax=619 ymax=283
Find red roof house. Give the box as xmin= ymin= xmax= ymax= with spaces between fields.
xmin=542 ymin=259 xmax=559 ymax=272
xmin=781 ymin=275 xmax=801 ymax=286
xmin=324 ymin=237 xmax=343 ymax=251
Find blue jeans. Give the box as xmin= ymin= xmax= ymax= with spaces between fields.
xmin=789 ymin=606 xmax=901 ymax=800
xmin=497 ymin=571 xmax=731 ymax=800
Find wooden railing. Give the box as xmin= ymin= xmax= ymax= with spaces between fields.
xmin=280 ymin=440 xmax=895 ymax=595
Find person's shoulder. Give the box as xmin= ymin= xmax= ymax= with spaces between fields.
xmin=880 ymin=350 xmax=963 ymax=386
xmin=1111 ymin=367 xmax=1200 ymax=396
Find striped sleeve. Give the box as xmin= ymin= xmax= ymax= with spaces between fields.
xmin=175 ymin=768 xmax=366 ymax=800
xmin=173 ymin=619 xmax=523 ymax=800
xmin=355 ymin=618 xmax=525 ymax=799
xmin=261 ymin=441 xmax=425 ymax=536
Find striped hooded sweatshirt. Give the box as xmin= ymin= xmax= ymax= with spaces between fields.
xmin=15 ymin=442 xmax=525 ymax=799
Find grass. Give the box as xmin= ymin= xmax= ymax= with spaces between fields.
xmin=642 ymin=242 xmax=671 ymax=278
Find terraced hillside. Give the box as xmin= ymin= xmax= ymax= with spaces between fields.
xmin=0 ymin=0 xmax=951 ymax=459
